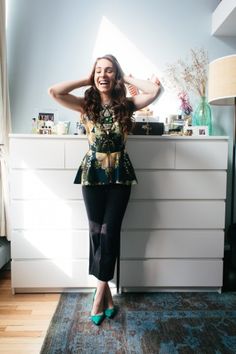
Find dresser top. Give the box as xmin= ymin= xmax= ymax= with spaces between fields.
xmin=9 ymin=134 xmax=229 ymax=141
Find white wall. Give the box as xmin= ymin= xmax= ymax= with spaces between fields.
xmin=7 ymin=0 xmax=236 ymax=132
xmin=6 ymin=0 xmax=236 ymax=228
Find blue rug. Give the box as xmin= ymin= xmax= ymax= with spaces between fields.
xmin=40 ymin=292 xmax=236 ymax=353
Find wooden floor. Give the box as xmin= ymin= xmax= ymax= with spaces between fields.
xmin=0 ymin=269 xmax=60 ymax=354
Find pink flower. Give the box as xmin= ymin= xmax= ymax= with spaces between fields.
xmin=178 ymin=91 xmax=193 ymax=115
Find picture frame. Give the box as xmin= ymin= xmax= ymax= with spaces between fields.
xmin=38 ymin=112 xmax=55 ymax=123
xmin=33 ymin=108 xmax=58 ymax=123
xmin=193 ymin=125 xmax=209 ymax=136
xmin=185 ymin=127 xmax=194 ymax=136
xmin=185 ymin=126 xmax=209 ymax=136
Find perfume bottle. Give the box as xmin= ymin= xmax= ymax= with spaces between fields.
xmin=31 ymin=118 xmax=38 ymax=133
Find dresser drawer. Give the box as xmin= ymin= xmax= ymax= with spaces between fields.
xmin=10 ymin=138 xmax=64 ymax=168
xmin=10 ymin=170 xmax=83 ymax=200
xmin=126 ymin=139 xmax=175 ymax=169
xmin=133 ymin=170 xmax=227 ymax=199
xmin=123 ymin=200 xmax=225 ymax=229
xmin=121 ymin=259 xmax=223 ymax=287
xmin=121 ymin=230 xmax=224 ymax=258
xmin=11 ymin=230 xmax=89 ymax=259
xmin=11 ymin=260 xmax=101 ymax=288
xmin=175 ymin=141 xmax=228 ymax=169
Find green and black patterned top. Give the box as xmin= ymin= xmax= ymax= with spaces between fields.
xmin=74 ymin=105 xmax=137 ymax=185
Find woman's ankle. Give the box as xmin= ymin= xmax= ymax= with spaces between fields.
xmin=105 ymin=284 xmax=114 ymax=309
xmin=91 ymin=283 xmax=106 ymax=314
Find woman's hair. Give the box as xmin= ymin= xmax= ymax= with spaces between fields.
xmin=83 ymin=54 xmax=135 ymax=133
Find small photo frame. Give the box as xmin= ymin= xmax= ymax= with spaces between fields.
xmin=38 ymin=112 xmax=55 ymax=123
xmin=184 ymin=126 xmax=209 ymax=136
xmin=185 ymin=127 xmax=194 ymax=136
xmin=194 ymin=125 xmax=209 ymax=136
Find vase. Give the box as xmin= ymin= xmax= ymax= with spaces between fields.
xmin=192 ymin=96 xmax=212 ymax=135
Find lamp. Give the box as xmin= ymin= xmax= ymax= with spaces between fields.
xmin=208 ymin=54 xmax=236 ymax=289
xmin=208 ymin=54 xmax=236 ymax=226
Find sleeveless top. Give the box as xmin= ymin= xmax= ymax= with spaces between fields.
xmin=74 ymin=105 xmax=138 ymax=186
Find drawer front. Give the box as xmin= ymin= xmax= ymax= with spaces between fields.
xmin=10 ymin=170 xmax=83 ymax=200
xmin=10 ymin=139 xmax=65 ymax=168
xmin=121 ymin=230 xmax=224 ymax=258
xmin=11 ymin=200 xmax=225 ymax=229
xmin=121 ymin=259 xmax=223 ymax=287
xmin=11 ymin=260 xmax=115 ymax=288
xmin=123 ymin=200 xmax=225 ymax=229
xmin=132 ymin=170 xmax=227 ymax=199
xmin=11 ymin=200 xmax=88 ymax=229
xmin=126 ymin=140 xmax=175 ymax=169
xmin=11 ymin=229 xmax=224 ymax=260
xmin=175 ymin=141 xmax=228 ymax=169
xmin=11 ymin=230 xmax=89 ymax=259
xmin=10 ymin=170 xmax=227 ymax=200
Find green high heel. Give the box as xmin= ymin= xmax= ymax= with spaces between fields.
xmin=90 ymin=312 xmax=105 ymax=325
xmin=105 ymin=306 xmax=117 ymax=319
xmin=91 ymin=289 xmax=105 ymax=326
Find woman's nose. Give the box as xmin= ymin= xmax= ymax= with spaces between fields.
xmin=99 ymin=70 xmax=106 ymax=77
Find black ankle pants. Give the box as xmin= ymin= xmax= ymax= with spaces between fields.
xmin=82 ymin=184 xmax=131 ymax=282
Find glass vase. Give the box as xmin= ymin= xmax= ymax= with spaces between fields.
xmin=192 ymin=96 xmax=212 ymax=135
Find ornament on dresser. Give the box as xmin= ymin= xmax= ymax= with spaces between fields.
xmin=31 ymin=112 xmax=55 ymax=134
xmin=163 ymin=47 xmax=212 ymax=135
xmin=75 ymin=121 xmax=85 ymax=135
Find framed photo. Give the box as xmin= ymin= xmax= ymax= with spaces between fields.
xmin=184 ymin=126 xmax=209 ymax=136
xmin=185 ymin=127 xmax=194 ymax=136
xmin=194 ymin=125 xmax=209 ymax=136
xmin=38 ymin=112 xmax=55 ymax=123
xmin=33 ymin=108 xmax=58 ymax=123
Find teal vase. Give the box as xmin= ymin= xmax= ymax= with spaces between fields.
xmin=192 ymin=96 xmax=212 ymax=135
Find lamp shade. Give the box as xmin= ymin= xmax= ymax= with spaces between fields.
xmin=208 ymin=54 xmax=236 ymax=105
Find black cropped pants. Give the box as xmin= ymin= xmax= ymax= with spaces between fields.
xmin=82 ymin=184 xmax=131 ymax=282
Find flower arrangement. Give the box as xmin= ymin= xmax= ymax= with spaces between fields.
xmin=164 ymin=47 xmax=209 ymax=98
xmin=164 ymin=48 xmax=212 ymax=133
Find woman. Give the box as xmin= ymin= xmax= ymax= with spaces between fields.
xmin=48 ymin=54 xmax=161 ymax=325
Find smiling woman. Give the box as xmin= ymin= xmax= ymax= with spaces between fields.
xmin=48 ymin=53 xmax=161 ymax=325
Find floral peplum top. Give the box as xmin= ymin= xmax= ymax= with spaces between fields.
xmin=74 ymin=105 xmax=138 ymax=186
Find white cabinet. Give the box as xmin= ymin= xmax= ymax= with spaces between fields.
xmin=9 ymin=134 xmax=228 ymax=293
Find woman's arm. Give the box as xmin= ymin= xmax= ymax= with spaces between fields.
xmin=124 ymin=75 xmax=161 ymax=111
xmin=48 ymin=78 xmax=91 ymax=113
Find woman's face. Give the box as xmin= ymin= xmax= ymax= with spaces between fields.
xmin=94 ymin=58 xmax=116 ymax=95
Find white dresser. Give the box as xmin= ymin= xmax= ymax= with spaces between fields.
xmin=9 ymin=134 xmax=228 ymax=293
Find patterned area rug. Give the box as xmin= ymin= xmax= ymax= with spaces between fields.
xmin=40 ymin=292 xmax=236 ymax=354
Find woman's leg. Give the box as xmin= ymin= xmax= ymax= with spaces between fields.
xmin=102 ymin=185 xmax=131 ymax=308
xmin=101 ymin=184 xmax=131 ymax=281
xmin=82 ymin=185 xmax=107 ymax=281
xmin=82 ymin=186 xmax=108 ymax=315
xmin=82 ymin=184 xmax=131 ymax=314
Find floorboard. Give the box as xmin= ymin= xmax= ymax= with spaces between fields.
xmin=0 ymin=268 xmax=60 ymax=354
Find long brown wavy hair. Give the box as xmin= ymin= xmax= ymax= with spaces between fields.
xmin=83 ymin=54 xmax=135 ymax=133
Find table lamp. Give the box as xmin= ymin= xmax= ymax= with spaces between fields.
xmin=208 ymin=54 xmax=236 ymax=226
xmin=208 ymin=54 xmax=236 ymax=286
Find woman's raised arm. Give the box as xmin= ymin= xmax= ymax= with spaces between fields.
xmin=48 ymin=78 xmax=91 ymax=113
xmin=124 ymin=74 xmax=161 ymax=111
